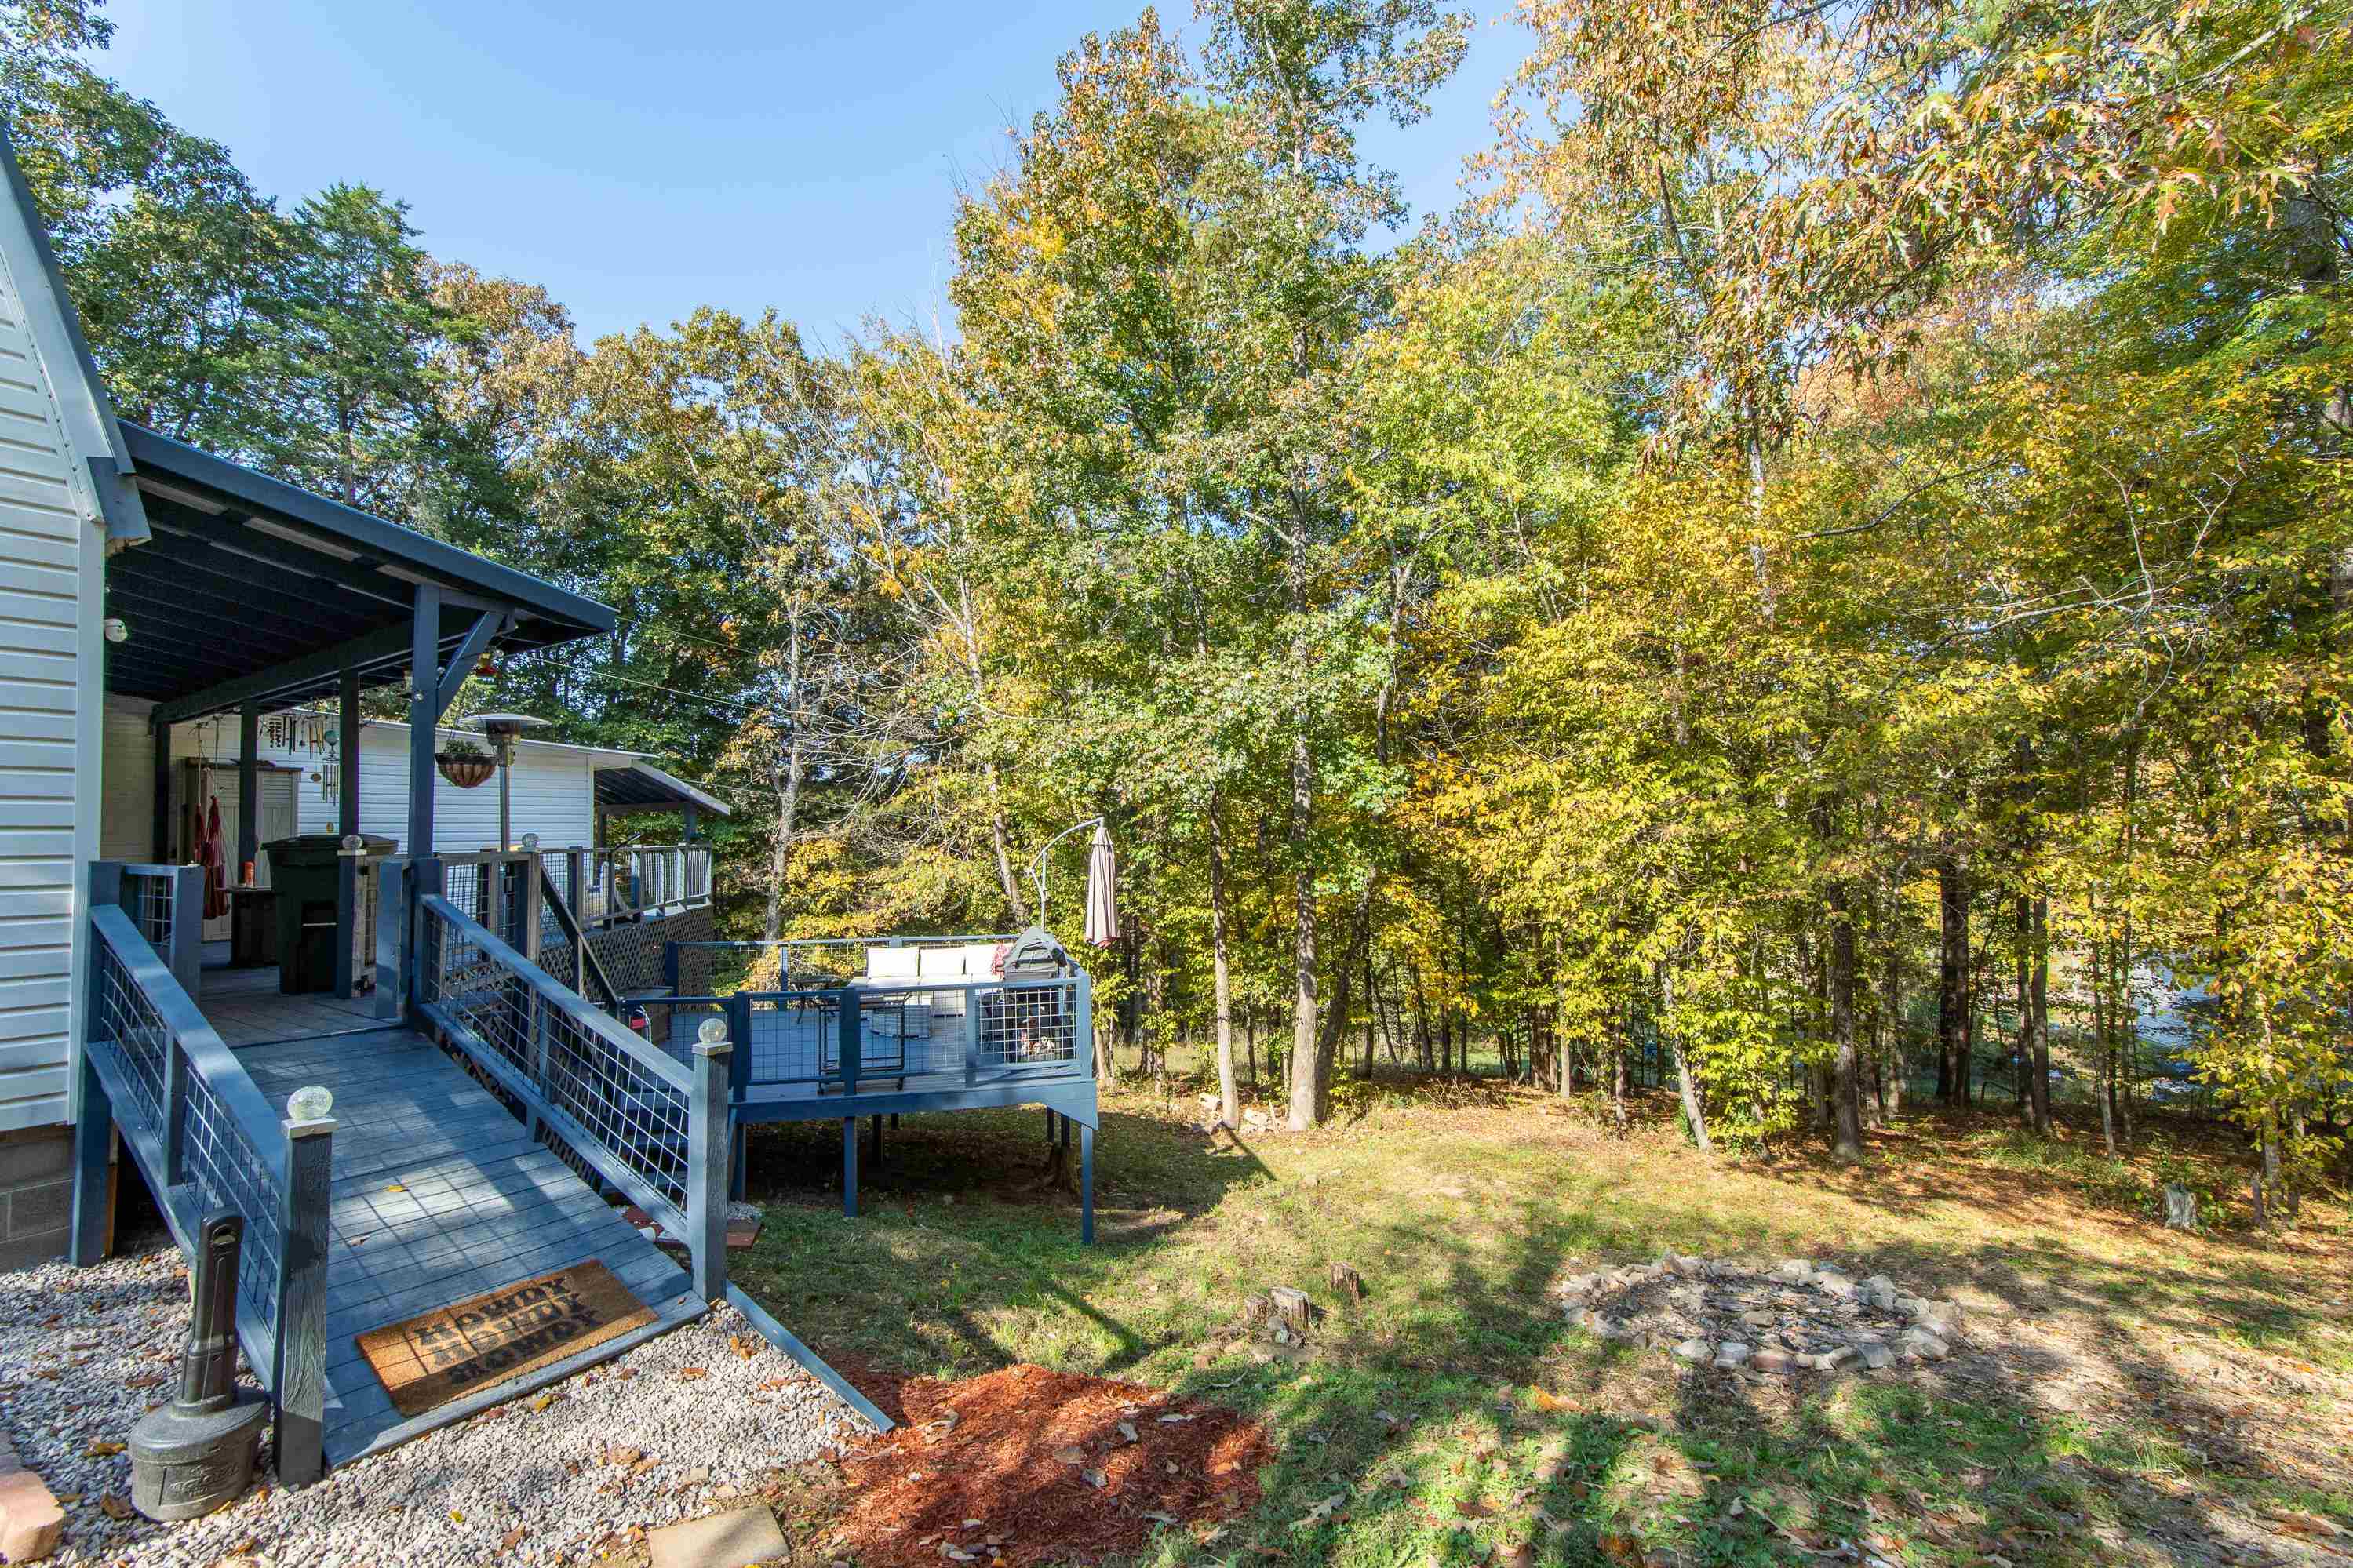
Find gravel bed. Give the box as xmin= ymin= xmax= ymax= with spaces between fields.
xmin=2 ymin=1233 xmax=866 ymax=1566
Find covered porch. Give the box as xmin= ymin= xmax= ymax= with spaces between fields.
xmin=104 ymin=420 xmax=614 ymax=1007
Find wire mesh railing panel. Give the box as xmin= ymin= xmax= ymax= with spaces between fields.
xmin=421 ymin=899 xmax=696 ymax=1221
xmin=978 ymin=979 xmax=1083 ymax=1071
xmin=745 ymin=996 xmax=840 ymax=1085
xmin=122 ymin=869 xmax=177 ymax=952
xmin=180 ymin=1073 xmax=286 ymax=1342
xmin=88 ymin=915 xmax=289 ymax=1359
xmin=92 ymin=938 xmax=171 ymax=1139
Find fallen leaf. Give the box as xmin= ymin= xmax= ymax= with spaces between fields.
xmin=677 ymin=1367 xmax=708 ymax=1381
xmin=1293 ymin=1492 xmax=1347 ymax=1529
xmin=1530 ymin=1389 xmax=1574 ymax=1413
xmin=1054 ymin=1445 xmax=1087 ymax=1465
xmin=1158 ymin=1413 xmax=1197 ymax=1424
xmin=760 ymin=1377 xmax=796 ymax=1390
xmin=730 ymin=1334 xmax=759 ymax=1360
xmin=86 ymin=1440 xmax=125 ymax=1457
xmin=1082 ymin=1468 xmax=1108 ymax=1489
xmin=529 ymin=1392 xmax=556 ymax=1413
xmin=501 ymin=1526 xmax=529 ymax=1551
xmin=1143 ymin=1511 xmax=1178 ymax=1525
xmin=1457 ymin=1498 xmax=1495 ymax=1519
xmin=1601 ymin=1532 xmax=1658 ymax=1567
xmin=449 ymin=1508 xmax=465 ymax=1523
xmin=386 ymin=1183 xmax=405 ymax=1193
xmin=99 ymin=1494 xmax=133 ymax=1520
xmin=614 ymin=1366 xmax=638 ymax=1381
xmin=1118 ymin=1421 xmax=1139 ymax=1443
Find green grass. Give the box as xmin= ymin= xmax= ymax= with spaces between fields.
xmin=730 ymin=1079 xmax=2353 ymax=1567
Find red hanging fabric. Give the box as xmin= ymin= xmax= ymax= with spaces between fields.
xmin=199 ymin=794 xmax=229 ymax=919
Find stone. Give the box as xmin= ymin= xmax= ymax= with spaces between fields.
xmin=1750 ymin=1348 xmax=1793 ymax=1373
xmin=1564 ymin=1307 xmax=1593 ymax=1329
xmin=1900 ymin=1329 xmax=1950 ymax=1362
xmin=647 ymin=1505 xmax=789 ymax=1568
xmin=1774 ymin=1259 xmax=1816 ymax=1284
xmin=1816 ymin=1275 xmax=1857 ymax=1301
xmin=1740 ymin=1310 xmax=1776 ymax=1330
xmin=1713 ymin=1342 xmax=1752 ymax=1370
xmin=1894 ymin=1294 xmax=1929 ymax=1318
xmin=1672 ymin=1339 xmax=1712 ymax=1363
xmin=1857 ymin=1341 xmax=1895 ymax=1370
xmin=1559 ymin=1272 xmax=1602 ymax=1300
xmin=0 ymin=1436 xmax=65 ymax=1564
xmin=1860 ymin=1275 xmax=1900 ymax=1310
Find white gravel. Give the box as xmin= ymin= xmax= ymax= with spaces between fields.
xmin=2 ymin=1233 xmax=867 ymax=1566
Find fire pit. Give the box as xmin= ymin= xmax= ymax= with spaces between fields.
xmin=1557 ymin=1256 xmax=1965 ymax=1373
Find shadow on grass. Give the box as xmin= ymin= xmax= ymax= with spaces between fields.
xmin=725 ymin=1086 xmax=2348 ymax=1568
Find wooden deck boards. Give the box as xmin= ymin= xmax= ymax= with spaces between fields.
xmin=230 ymin=1027 xmax=701 ymax=1466
xmin=197 ymin=966 xmax=382 ymax=1048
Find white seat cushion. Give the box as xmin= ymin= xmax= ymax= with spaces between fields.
xmin=866 ymin=946 xmax=921 ymax=981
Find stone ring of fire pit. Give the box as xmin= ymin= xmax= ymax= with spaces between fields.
xmin=1556 ymin=1256 xmax=1965 ymax=1373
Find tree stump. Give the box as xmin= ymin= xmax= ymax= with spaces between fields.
xmin=1328 ymin=1261 xmax=1364 ymax=1308
xmin=1269 ymin=1286 xmax=1313 ymax=1335
xmin=1242 ymin=1293 xmax=1273 ymax=1329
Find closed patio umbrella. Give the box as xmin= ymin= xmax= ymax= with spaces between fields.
xmin=1083 ymin=820 xmax=1120 ymax=948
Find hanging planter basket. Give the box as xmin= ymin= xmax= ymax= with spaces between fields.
xmin=435 ymin=752 xmax=496 ymax=789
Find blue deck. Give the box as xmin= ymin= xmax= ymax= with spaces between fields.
xmin=229 ymin=1024 xmax=704 ymax=1465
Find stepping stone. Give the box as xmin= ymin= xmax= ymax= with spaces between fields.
xmin=1672 ymin=1338 xmax=1712 ymax=1363
xmin=648 ymin=1504 xmax=788 ymax=1568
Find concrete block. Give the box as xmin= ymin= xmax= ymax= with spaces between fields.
xmin=0 ymin=1230 xmax=64 ymax=1274
xmin=5 ymin=1180 xmax=67 ymax=1239
xmin=647 ymin=1504 xmax=787 ymax=1568
xmin=0 ymin=1126 xmax=71 ymax=1187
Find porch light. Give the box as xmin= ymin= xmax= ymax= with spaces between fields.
xmin=697 ymin=1017 xmax=730 ymax=1046
xmin=520 ymin=832 xmax=540 ymax=853
xmin=287 ymin=1085 xmax=333 ymax=1122
xmin=103 ymin=617 xmax=128 ymax=643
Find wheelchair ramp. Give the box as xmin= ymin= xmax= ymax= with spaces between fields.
xmin=234 ymin=1027 xmax=705 ymax=1465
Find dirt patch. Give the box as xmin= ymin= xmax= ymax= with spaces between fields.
xmin=829 ymin=1364 xmax=1273 ymax=1567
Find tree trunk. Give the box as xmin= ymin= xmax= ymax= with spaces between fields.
xmin=1660 ymin=960 xmax=1714 ymax=1152
xmin=2030 ymin=895 xmax=2052 ymax=1134
xmin=1206 ymin=794 xmax=1239 ymax=1128
xmin=1938 ymin=851 xmax=1969 ymax=1104
xmin=1882 ymin=940 xmax=1905 ymax=1122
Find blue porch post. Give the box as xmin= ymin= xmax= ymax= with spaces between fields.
xmin=333 ymin=665 xmax=361 ymax=997
xmin=408 ymin=584 xmax=439 ymax=861
xmin=236 ymin=700 xmax=259 ymax=881
xmin=149 ymin=716 xmax=171 ymax=860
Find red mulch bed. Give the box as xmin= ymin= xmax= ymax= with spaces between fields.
xmin=832 ymin=1363 xmax=1274 ymax=1567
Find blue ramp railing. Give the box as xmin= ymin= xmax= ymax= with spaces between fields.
xmin=413 ymin=893 xmax=730 ymax=1300
xmin=75 ymin=891 xmax=333 ymax=1486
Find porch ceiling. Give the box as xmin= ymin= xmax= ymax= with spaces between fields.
xmin=593 ymin=762 xmax=732 ymax=817
xmin=104 ymin=424 xmax=614 ymax=720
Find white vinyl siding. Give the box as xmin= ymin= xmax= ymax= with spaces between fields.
xmin=99 ymin=701 xmax=608 ymax=861
xmin=0 ymin=242 xmax=97 ymax=1132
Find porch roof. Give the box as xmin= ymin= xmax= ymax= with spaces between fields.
xmin=594 ymin=761 xmax=731 ymax=817
xmin=107 ymin=423 xmax=615 ymax=722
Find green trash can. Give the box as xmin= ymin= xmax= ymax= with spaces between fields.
xmin=264 ymin=834 xmax=393 ymax=994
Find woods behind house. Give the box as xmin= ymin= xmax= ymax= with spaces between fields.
xmin=10 ymin=0 xmax=2349 ymax=1191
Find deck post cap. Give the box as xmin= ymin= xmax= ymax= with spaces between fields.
xmin=284 ymin=1115 xmax=337 ymax=1139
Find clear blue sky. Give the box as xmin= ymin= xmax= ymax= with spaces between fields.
xmin=100 ymin=1 xmax=1526 ymax=347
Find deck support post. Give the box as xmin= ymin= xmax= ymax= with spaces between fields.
xmin=730 ymin=1117 xmax=748 ymax=1202
xmin=1080 ymin=1122 xmax=1094 ymax=1246
xmin=333 ymin=665 xmax=361 ymax=998
xmin=841 ymin=1117 xmax=858 ymax=1218
xmin=869 ymin=1113 xmax=882 ymax=1170
xmin=838 ymin=988 xmax=861 ymax=1095
xmin=275 ymin=1109 xmax=335 ymax=1487
xmin=67 ymin=1035 xmax=112 ymax=1267
xmin=373 ymin=857 xmax=408 ymax=1022
xmin=690 ymin=1038 xmax=731 ymax=1301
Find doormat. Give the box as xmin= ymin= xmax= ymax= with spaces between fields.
xmin=356 ymin=1261 xmax=654 ymax=1418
